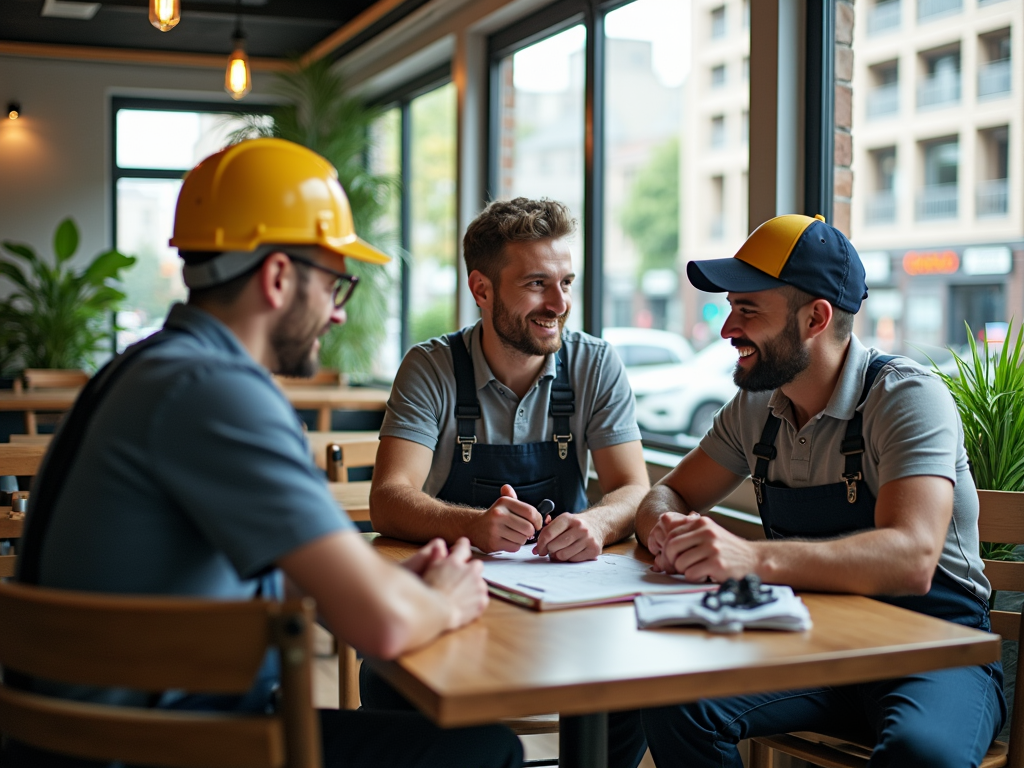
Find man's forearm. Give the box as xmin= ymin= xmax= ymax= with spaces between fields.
xmin=753 ymin=528 xmax=938 ymax=596
xmin=582 ymin=483 xmax=648 ymax=545
xmin=635 ymin=484 xmax=692 ymax=546
xmin=370 ymin=482 xmax=481 ymax=544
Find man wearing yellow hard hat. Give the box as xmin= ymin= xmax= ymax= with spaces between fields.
xmin=8 ymin=139 xmax=522 ymax=768
xmin=630 ymin=214 xmax=1003 ymax=768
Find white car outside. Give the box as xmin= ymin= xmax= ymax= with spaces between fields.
xmin=630 ymin=340 xmax=739 ymax=437
xmin=602 ymin=327 xmax=694 ymax=375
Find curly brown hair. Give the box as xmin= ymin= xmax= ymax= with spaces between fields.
xmin=463 ymin=197 xmax=577 ymax=285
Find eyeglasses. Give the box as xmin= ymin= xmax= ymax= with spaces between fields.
xmin=285 ymin=254 xmax=360 ymax=309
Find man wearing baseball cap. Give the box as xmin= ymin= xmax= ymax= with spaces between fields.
xmin=6 ymin=139 xmax=521 ymax=768
xmin=631 ymin=214 xmax=1004 ymax=767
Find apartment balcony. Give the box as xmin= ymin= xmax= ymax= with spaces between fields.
xmin=918 ymin=0 xmax=961 ymax=21
xmin=917 ymin=75 xmax=960 ymax=109
xmin=917 ymin=183 xmax=958 ymax=220
xmin=866 ymin=191 xmax=897 ymax=224
xmin=977 ymin=179 xmax=1009 ymax=217
xmin=868 ymin=1 xmax=901 ymax=35
xmin=866 ymin=83 xmax=899 ymax=119
xmin=978 ymin=60 xmax=1011 ymax=99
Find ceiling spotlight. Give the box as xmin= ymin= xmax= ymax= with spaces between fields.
xmin=150 ymin=0 xmax=181 ymax=32
xmin=225 ymin=22 xmax=252 ymax=101
xmin=7 ymin=102 xmax=20 ymax=120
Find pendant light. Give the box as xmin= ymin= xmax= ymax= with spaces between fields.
xmin=225 ymin=16 xmax=252 ymax=101
xmin=149 ymin=0 xmax=180 ymax=31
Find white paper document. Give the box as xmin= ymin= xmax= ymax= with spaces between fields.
xmin=479 ymin=551 xmax=713 ymax=610
xmin=634 ymin=586 xmax=812 ymax=633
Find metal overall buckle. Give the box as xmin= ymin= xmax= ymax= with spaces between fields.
xmin=553 ymin=433 xmax=573 ymax=460
xmin=701 ymin=574 xmax=777 ymax=611
xmin=457 ymin=435 xmax=476 ymax=463
xmin=752 ymin=476 xmax=764 ymax=505
xmin=842 ymin=472 xmax=862 ymax=503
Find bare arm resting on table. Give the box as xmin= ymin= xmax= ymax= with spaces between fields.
xmin=370 ymin=436 xmax=649 ymax=560
xmin=636 ymin=447 xmax=952 ymax=596
xmin=278 ymin=530 xmax=487 ymax=660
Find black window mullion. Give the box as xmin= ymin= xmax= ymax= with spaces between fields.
xmin=400 ymin=100 xmax=413 ymax=355
xmin=582 ymin=0 xmax=606 ymax=338
xmin=804 ymin=0 xmax=835 ymax=220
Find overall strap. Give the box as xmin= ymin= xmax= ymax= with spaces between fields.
xmin=548 ymin=342 xmax=575 ymax=460
xmin=447 ymin=331 xmax=480 ymax=463
xmin=17 ymin=332 xmax=172 ymax=586
xmin=840 ymin=354 xmax=897 ymax=504
xmin=750 ymin=414 xmax=783 ymax=505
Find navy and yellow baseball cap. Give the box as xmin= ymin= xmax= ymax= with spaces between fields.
xmin=686 ymin=214 xmax=868 ymax=313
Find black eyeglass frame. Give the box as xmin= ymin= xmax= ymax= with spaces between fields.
xmin=285 ymin=253 xmax=360 ymax=309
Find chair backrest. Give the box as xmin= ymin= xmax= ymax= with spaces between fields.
xmin=0 ymin=582 xmax=321 ymax=768
xmin=275 ymin=370 xmax=342 ymax=388
xmin=978 ymin=489 xmax=1024 ymax=766
xmin=20 ymin=369 xmax=90 ymax=391
xmin=303 ymin=432 xmax=379 ymax=481
xmin=0 ymin=443 xmax=48 ymax=579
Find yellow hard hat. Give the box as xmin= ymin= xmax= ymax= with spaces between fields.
xmin=170 ymin=138 xmax=389 ymax=285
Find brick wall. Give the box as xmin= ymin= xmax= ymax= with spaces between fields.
xmin=834 ymin=0 xmax=855 ymax=236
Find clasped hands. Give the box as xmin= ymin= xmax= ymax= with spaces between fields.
xmin=647 ymin=511 xmax=760 ymax=583
xmin=469 ymin=484 xmax=603 ymax=562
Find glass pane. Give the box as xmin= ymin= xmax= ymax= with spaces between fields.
xmin=367 ymin=107 xmax=403 ymax=378
xmin=116 ymin=110 xmax=261 ymax=170
xmin=602 ymin=0 xmax=748 ymax=444
xmin=408 ymin=83 xmax=458 ymax=345
xmin=495 ymin=24 xmax=586 ymax=332
xmin=116 ymin=178 xmax=186 ymax=348
xmin=850 ymin=0 xmax=1012 ymax=368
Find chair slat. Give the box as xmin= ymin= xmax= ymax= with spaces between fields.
xmin=0 ymin=583 xmax=274 ymax=692
xmin=0 ymin=685 xmax=284 ymax=768
xmin=990 ymin=610 xmax=1021 ymax=642
xmin=978 ymin=491 xmax=1024 ymax=545
xmin=22 ymin=369 xmax=90 ymax=390
xmin=0 ymin=444 xmax=48 ymax=476
xmin=984 ymin=559 xmax=1024 ymax=594
xmin=752 ymin=735 xmax=869 ymax=768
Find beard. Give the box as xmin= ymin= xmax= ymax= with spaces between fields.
xmin=492 ymin=292 xmax=569 ymax=357
xmin=271 ymin=278 xmax=326 ymax=378
xmin=732 ymin=314 xmax=811 ymax=392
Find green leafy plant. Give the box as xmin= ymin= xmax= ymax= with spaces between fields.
xmin=0 ymin=218 xmax=136 ymax=370
xmin=228 ymin=59 xmax=399 ymax=379
xmin=932 ymin=321 xmax=1024 ymax=562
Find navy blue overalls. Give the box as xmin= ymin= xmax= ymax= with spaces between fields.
xmin=435 ymin=331 xmax=589 ymax=516
xmin=640 ymin=355 xmax=1006 ymax=768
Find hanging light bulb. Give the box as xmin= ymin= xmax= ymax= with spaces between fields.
xmin=225 ymin=24 xmax=252 ymax=101
xmin=149 ymin=0 xmax=180 ymax=31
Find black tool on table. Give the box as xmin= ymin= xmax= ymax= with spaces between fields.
xmin=701 ymin=574 xmax=777 ymax=611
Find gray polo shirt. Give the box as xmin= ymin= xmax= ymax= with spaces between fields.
xmin=700 ymin=334 xmax=989 ymax=600
xmin=381 ymin=321 xmax=642 ymax=496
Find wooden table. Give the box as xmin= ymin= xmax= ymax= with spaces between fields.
xmin=329 ymin=481 xmax=371 ymax=522
xmin=367 ymin=537 xmax=1000 ymax=768
xmin=0 ymin=385 xmax=391 ymax=433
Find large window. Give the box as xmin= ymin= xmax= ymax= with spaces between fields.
xmin=490 ymin=0 xmax=750 ymax=447
xmin=112 ymin=99 xmax=269 ymax=349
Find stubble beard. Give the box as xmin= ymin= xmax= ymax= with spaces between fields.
xmin=732 ymin=314 xmax=811 ymax=392
xmin=271 ymin=279 xmax=326 ymax=378
xmin=492 ymin=292 xmax=569 ymax=357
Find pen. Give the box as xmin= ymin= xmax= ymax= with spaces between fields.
xmin=526 ymin=498 xmax=556 ymax=544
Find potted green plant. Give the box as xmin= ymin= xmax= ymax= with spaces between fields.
xmin=229 ymin=59 xmax=399 ymax=381
xmin=0 ymin=217 xmax=136 ymax=370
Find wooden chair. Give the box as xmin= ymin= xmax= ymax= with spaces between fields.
xmin=0 ymin=443 xmax=48 ymax=579
xmin=749 ymin=489 xmax=1024 ymax=768
xmin=276 ymin=369 xmax=343 ymax=387
xmin=0 ymin=581 xmax=320 ymax=768
xmin=14 ymin=368 xmax=89 ymax=435
xmin=302 ymin=433 xmax=379 ymax=482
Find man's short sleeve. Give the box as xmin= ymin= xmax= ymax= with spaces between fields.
xmin=379 ymin=345 xmax=450 ymax=451
xmin=149 ymin=367 xmax=352 ymax=579
xmin=865 ymin=368 xmax=961 ymax=487
xmin=581 ymin=342 xmax=643 ymax=451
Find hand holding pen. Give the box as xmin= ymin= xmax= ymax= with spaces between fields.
xmin=526 ymin=499 xmax=556 ymax=544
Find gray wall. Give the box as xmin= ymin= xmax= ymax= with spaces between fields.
xmin=0 ymin=55 xmax=274 ymax=270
